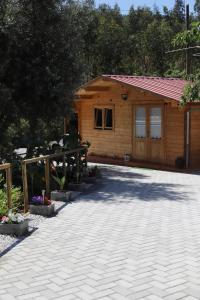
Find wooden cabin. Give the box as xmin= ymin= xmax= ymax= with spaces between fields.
xmin=71 ymin=75 xmax=200 ymax=169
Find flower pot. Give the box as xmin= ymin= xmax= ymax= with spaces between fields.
xmin=0 ymin=219 xmax=29 ymax=236
xmin=68 ymin=182 xmax=93 ymax=192
xmin=51 ymin=190 xmax=71 ymax=202
xmin=29 ymin=203 xmax=55 ymax=217
xmin=124 ymin=154 xmax=131 ymax=162
xmin=70 ymin=191 xmax=82 ymax=201
xmin=83 ymin=176 xmax=97 ymax=184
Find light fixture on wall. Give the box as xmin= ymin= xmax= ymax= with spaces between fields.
xmin=121 ymin=93 xmax=128 ymax=101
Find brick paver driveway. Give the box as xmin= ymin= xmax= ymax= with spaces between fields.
xmin=1 ymin=164 xmax=200 ymax=300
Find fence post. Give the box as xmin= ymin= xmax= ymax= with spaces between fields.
xmin=63 ymin=153 xmax=66 ymax=178
xmin=6 ymin=165 xmax=12 ymax=209
xmin=22 ymin=162 xmax=29 ymax=213
xmin=45 ymin=157 xmax=50 ymax=197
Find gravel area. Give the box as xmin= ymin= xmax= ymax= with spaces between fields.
xmin=0 ymin=200 xmax=65 ymax=256
xmin=0 ymin=165 xmax=99 ymax=257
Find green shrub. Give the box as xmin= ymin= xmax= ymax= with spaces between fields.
xmin=0 ymin=185 xmax=23 ymax=216
xmin=11 ymin=187 xmax=24 ymax=213
xmin=0 ymin=189 xmax=8 ymax=216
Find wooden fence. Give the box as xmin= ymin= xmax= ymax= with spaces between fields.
xmin=22 ymin=147 xmax=87 ymax=212
xmin=0 ymin=163 xmax=12 ymax=209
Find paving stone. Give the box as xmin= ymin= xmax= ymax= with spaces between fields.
xmin=17 ymin=293 xmax=42 ymax=300
xmin=0 ymin=165 xmax=200 ymax=299
xmin=164 ymin=291 xmax=187 ymax=300
xmin=181 ymin=297 xmax=199 ymax=300
xmin=110 ymin=293 xmax=128 ymax=300
xmin=146 ymin=295 xmax=164 ymax=300
xmin=0 ymin=295 xmax=16 ymax=300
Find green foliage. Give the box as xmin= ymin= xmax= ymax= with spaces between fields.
xmin=0 ymin=0 xmax=198 ymax=155
xmin=11 ymin=187 xmax=24 ymax=213
xmin=52 ymin=175 xmax=66 ymax=191
xmin=0 ymin=173 xmax=23 ymax=216
xmin=0 ymin=189 xmax=8 ymax=216
xmin=172 ymin=20 xmax=200 ymax=105
xmin=142 ymin=20 xmax=174 ymax=75
xmin=194 ymin=0 xmax=200 ymax=18
xmin=63 ymin=128 xmax=81 ymax=151
xmin=181 ymin=77 xmax=200 ymax=104
xmin=172 ymin=0 xmax=185 ymax=24
xmin=173 ymin=22 xmax=200 ymax=47
xmin=28 ymin=163 xmax=46 ymax=196
xmin=0 ymin=0 xmax=88 ymax=154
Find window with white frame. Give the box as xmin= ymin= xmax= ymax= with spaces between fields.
xmin=94 ymin=107 xmax=113 ymax=130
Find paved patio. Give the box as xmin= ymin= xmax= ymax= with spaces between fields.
xmin=1 ymin=164 xmax=200 ymax=300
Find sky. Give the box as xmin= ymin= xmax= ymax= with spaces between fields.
xmin=95 ymin=0 xmax=195 ymax=13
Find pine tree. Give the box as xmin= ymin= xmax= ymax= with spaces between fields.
xmin=194 ymin=0 xmax=200 ymax=19
xmin=173 ymin=0 xmax=185 ymax=23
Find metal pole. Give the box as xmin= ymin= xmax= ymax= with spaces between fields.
xmin=186 ymin=4 xmax=190 ymax=75
xmin=186 ymin=110 xmax=190 ymax=168
xmin=185 ymin=4 xmax=190 ymax=168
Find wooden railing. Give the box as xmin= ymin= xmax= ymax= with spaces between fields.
xmin=0 ymin=163 xmax=12 ymax=209
xmin=22 ymin=147 xmax=87 ymax=212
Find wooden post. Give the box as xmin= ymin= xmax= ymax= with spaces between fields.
xmin=45 ymin=157 xmax=50 ymax=197
xmin=6 ymin=166 xmax=12 ymax=209
xmin=63 ymin=153 xmax=66 ymax=178
xmin=22 ymin=162 xmax=29 ymax=213
xmin=21 ymin=147 xmax=85 ymax=206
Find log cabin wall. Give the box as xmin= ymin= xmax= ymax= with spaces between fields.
xmin=165 ymin=105 xmax=185 ymax=166
xmin=190 ymin=107 xmax=200 ymax=168
xmin=75 ymin=81 xmax=186 ymax=167
xmin=77 ymin=99 xmax=133 ymax=158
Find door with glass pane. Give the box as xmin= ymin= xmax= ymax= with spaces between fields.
xmin=133 ymin=105 xmax=164 ymax=162
xmin=133 ymin=106 xmax=148 ymax=160
xmin=149 ymin=107 xmax=163 ymax=162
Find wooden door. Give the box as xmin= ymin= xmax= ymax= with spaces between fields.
xmin=133 ymin=106 xmax=148 ymax=160
xmin=133 ymin=105 xmax=164 ymax=163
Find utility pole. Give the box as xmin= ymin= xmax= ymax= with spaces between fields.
xmin=186 ymin=4 xmax=190 ymax=75
xmin=185 ymin=4 xmax=190 ymax=169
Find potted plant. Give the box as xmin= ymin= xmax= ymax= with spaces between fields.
xmin=82 ymin=165 xmax=100 ymax=184
xmin=29 ymin=190 xmax=55 ymax=217
xmin=67 ymin=164 xmax=92 ymax=192
xmin=0 ymin=210 xmax=29 ymax=236
xmin=50 ymin=165 xmax=72 ymax=202
xmin=0 ymin=180 xmax=29 ymax=236
xmin=124 ymin=153 xmax=131 ymax=162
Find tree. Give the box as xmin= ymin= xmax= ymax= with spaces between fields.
xmin=172 ymin=22 xmax=200 ymax=104
xmin=0 ymin=1 xmax=19 ymax=151
xmin=143 ymin=20 xmax=174 ymax=75
xmin=128 ymin=6 xmax=153 ymax=33
xmin=90 ymin=4 xmax=126 ymax=75
xmin=173 ymin=22 xmax=200 ymax=47
xmin=0 ymin=0 xmax=197 ymax=155
xmin=194 ymin=0 xmax=200 ymax=19
xmin=173 ymin=0 xmax=185 ymax=23
xmin=0 ymin=0 xmax=90 ymax=152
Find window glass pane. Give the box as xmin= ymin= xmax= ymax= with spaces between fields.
xmin=95 ymin=108 xmax=102 ymax=128
xmin=135 ymin=107 xmax=146 ymax=138
xmin=105 ymin=108 xmax=112 ymax=129
xmin=150 ymin=107 xmax=161 ymax=139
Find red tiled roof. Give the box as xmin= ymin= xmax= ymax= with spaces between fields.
xmin=103 ymin=75 xmax=188 ymax=102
